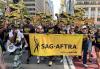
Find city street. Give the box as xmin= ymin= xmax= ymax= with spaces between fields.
xmin=4 ymin=47 xmax=98 ymax=69
xmin=0 ymin=0 xmax=100 ymax=69
xmin=4 ymin=51 xmax=64 ymax=69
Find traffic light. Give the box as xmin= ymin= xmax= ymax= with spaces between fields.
xmin=13 ymin=0 xmax=19 ymax=4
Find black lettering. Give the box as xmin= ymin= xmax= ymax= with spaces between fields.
xmin=56 ymin=44 xmax=60 ymax=49
xmin=64 ymin=44 xmax=68 ymax=49
xmin=60 ymin=44 xmax=64 ymax=48
xmin=73 ymin=44 xmax=77 ymax=49
xmin=46 ymin=44 xmax=49 ymax=48
xmin=68 ymin=44 xmax=72 ymax=49
xmin=41 ymin=44 xmax=46 ymax=49
xmin=41 ymin=44 xmax=77 ymax=49
xmin=49 ymin=44 xmax=54 ymax=49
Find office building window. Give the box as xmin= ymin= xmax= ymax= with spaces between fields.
xmin=98 ymin=13 xmax=100 ymax=16
xmin=30 ymin=13 xmax=35 ymax=15
xmin=97 ymin=18 xmax=100 ymax=21
xmin=98 ymin=8 xmax=100 ymax=16
xmin=23 ymin=0 xmax=35 ymax=1
xmin=84 ymin=1 xmax=89 ymax=5
xmin=76 ymin=1 xmax=83 ymax=5
xmin=84 ymin=8 xmax=88 ymax=11
xmin=25 ymin=4 xmax=35 ymax=6
xmin=27 ymin=8 xmax=35 ymax=11
xmin=85 ymin=11 xmax=88 ymax=16
xmin=98 ymin=8 xmax=100 ymax=10
xmin=91 ymin=7 xmax=95 ymax=11
xmin=91 ymin=1 xmax=96 ymax=5
xmin=91 ymin=11 xmax=95 ymax=17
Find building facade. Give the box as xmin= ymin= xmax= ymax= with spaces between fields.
xmin=46 ymin=0 xmax=54 ymax=16
xmin=23 ymin=0 xmax=54 ymax=16
xmin=75 ymin=0 xmax=100 ymax=24
xmin=23 ymin=0 xmax=36 ymax=16
xmin=60 ymin=0 xmax=75 ymax=15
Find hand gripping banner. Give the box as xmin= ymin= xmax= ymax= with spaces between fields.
xmin=29 ymin=34 xmax=83 ymax=56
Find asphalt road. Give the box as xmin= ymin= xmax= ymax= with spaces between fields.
xmin=3 ymin=50 xmax=65 ymax=69
xmin=4 ymin=51 xmax=97 ymax=69
xmin=3 ymin=49 xmax=98 ymax=69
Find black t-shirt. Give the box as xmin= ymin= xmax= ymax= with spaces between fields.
xmin=95 ymin=33 xmax=100 ymax=46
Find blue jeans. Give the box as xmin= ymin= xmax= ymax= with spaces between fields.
xmin=83 ymin=40 xmax=88 ymax=64
xmin=88 ymin=40 xmax=92 ymax=52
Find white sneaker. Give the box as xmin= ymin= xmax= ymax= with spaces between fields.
xmin=48 ymin=61 xmax=53 ymax=66
xmin=37 ymin=57 xmax=40 ymax=64
xmin=83 ymin=64 xmax=88 ymax=68
xmin=37 ymin=60 xmax=40 ymax=64
xmin=60 ymin=59 xmax=63 ymax=63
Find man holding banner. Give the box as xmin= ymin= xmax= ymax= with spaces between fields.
xmin=34 ymin=25 xmax=45 ymax=64
xmin=81 ymin=26 xmax=90 ymax=68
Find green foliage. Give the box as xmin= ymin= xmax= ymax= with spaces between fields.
xmin=22 ymin=8 xmax=29 ymax=15
xmin=58 ymin=8 xmax=85 ymax=24
xmin=0 ymin=2 xmax=4 ymax=12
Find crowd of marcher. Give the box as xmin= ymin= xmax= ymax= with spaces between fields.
xmin=0 ymin=17 xmax=100 ymax=69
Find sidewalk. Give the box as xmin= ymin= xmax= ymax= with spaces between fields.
xmin=73 ymin=46 xmax=98 ymax=69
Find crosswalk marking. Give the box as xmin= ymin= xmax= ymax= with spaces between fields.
xmin=6 ymin=56 xmax=76 ymax=69
xmin=67 ymin=56 xmax=76 ymax=69
xmin=63 ymin=56 xmax=69 ymax=69
xmin=63 ymin=56 xmax=76 ymax=69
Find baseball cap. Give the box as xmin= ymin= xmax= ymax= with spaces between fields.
xmin=82 ymin=26 xmax=87 ymax=29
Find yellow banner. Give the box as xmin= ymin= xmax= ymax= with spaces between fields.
xmin=29 ymin=34 xmax=83 ymax=56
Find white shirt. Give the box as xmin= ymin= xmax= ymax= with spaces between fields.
xmin=8 ymin=29 xmax=24 ymax=48
xmin=9 ymin=29 xmax=24 ymax=42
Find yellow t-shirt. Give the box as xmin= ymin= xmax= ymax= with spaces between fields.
xmin=24 ymin=28 xmax=30 ymax=33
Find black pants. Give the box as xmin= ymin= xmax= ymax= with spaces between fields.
xmin=48 ymin=56 xmax=53 ymax=61
xmin=24 ymin=34 xmax=32 ymax=63
xmin=0 ymin=38 xmax=6 ymax=52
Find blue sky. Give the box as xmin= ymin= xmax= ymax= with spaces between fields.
xmin=51 ymin=0 xmax=61 ymax=19
xmin=51 ymin=0 xmax=61 ymax=14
